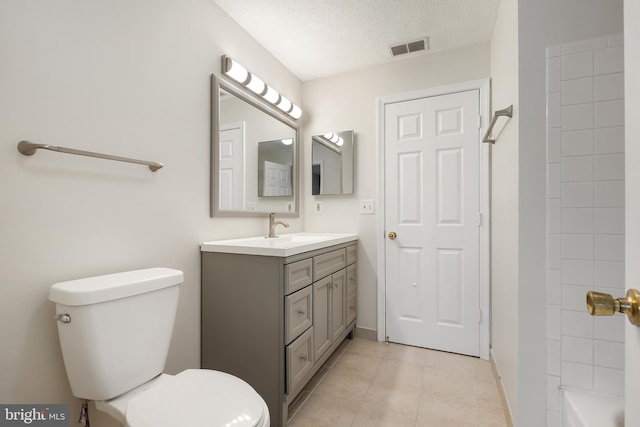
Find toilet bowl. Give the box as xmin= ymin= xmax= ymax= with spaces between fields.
xmin=97 ymin=371 xmax=269 ymax=427
xmin=49 ymin=268 xmax=269 ymax=427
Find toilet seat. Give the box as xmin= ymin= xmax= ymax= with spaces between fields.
xmin=125 ymin=369 xmax=269 ymax=427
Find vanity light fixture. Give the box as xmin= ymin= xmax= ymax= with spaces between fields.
xmin=322 ymin=132 xmax=344 ymax=146
xmin=246 ymin=74 xmax=266 ymax=95
xmin=221 ymin=55 xmax=302 ymax=120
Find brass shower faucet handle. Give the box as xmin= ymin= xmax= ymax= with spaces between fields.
xmin=586 ymin=289 xmax=640 ymax=326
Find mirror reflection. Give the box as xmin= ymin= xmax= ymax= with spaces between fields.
xmin=312 ymin=130 xmax=355 ymax=195
xmin=212 ymin=76 xmax=298 ymax=216
xmin=258 ymin=139 xmax=293 ymax=197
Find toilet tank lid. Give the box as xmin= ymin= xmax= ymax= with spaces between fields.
xmin=49 ymin=268 xmax=184 ymax=306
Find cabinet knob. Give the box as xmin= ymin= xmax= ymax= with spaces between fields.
xmin=299 ymin=355 xmax=307 ymax=362
xmin=298 ymin=309 xmax=305 ymax=316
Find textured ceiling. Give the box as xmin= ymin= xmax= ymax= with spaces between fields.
xmin=213 ymin=0 xmax=501 ymax=82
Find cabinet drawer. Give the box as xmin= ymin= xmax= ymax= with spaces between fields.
xmin=285 ymin=286 xmax=313 ymax=344
xmin=346 ymin=264 xmax=357 ymax=296
xmin=346 ymin=244 xmax=357 ymax=265
xmin=313 ymin=249 xmax=346 ymax=281
xmin=286 ymin=327 xmax=314 ymax=394
xmin=285 ymin=258 xmax=313 ymax=295
xmin=346 ymin=292 xmax=357 ymax=325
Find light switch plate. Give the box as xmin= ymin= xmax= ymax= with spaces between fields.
xmin=360 ymin=199 xmax=375 ymax=214
xmin=314 ymin=201 xmax=323 ymax=214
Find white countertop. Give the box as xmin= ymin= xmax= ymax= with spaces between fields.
xmin=200 ymin=232 xmax=358 ymax=257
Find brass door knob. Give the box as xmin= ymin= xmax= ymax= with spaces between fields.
xmin=388 ymin=231 xmax=397 ymax=240
xmin=586 ymin=289 xmax=640 ymax=326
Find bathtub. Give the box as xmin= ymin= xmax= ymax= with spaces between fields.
xmin=562 ymin=388 xmax=624 ymax=427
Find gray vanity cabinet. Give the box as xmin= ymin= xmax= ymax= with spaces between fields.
xmin=312 ymin=268 xmax=346 ymax=361
xmin=201 ymin=241 xmax=357 ymax=427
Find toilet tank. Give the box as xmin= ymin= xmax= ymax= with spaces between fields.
xmin=49 ymin=268 xmax=183 ymax=401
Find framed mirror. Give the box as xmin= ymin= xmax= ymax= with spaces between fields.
xmin=311 ymin=130 xmax=355 ymax=195
xmin=211 ymin=75 xmax=299 ymax=217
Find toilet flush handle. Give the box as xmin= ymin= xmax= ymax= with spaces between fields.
xmin=54 ymin=313 xmax=71 ymax=324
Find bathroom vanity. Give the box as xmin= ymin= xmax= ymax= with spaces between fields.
xmin=200 ymin=233 xmax=358 ymax=427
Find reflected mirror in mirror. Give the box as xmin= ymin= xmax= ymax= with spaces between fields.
xmin=212 ymin=75 xmax=299 ymax=217
xmin=312 ymin=130 xmax=355 ymax=195
xmin=258 ymin=138 xmax=293 ymax=197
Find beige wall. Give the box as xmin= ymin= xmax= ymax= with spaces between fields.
xmin=0 ymin=1 xmax=302 ymax=425
xmin=489 ymin=0 xmax=520 ymax=422
xmin=301 ymin=43 xmax=491 ymax=332
xmin=490 ymin=0 xmax=623 ymax=426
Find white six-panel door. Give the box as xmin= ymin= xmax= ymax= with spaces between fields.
xmin=384 ymin=89 xmax=481 ymax=357
xmin=263 ymin=160 xmax=292 ymax=196
xmin=219 ymin=122 xmax=244 ymax=210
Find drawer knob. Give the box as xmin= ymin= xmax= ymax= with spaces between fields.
xmin=298 ymin=309 xmax=306 ymax=316
xmin=299 ymin=355 xmax=307 ymax=362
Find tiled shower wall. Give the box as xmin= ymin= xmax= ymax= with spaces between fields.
xmin=545 ymin=34 xmax=625 ymax=426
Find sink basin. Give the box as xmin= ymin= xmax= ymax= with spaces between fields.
xmin=200 ymin=232 xmax=358 ymax=257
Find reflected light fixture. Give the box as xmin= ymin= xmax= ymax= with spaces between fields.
xmin=281 ymin=138 xmax=293 ymax=145
xmin=323 ymin=132 xmax=343 ymax=146
xmin=221 ymin=55 xmax=302 ymax=120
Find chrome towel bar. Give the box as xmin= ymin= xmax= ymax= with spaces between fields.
xmin=17 ymin=140 xmax=163 ymax=172
xmin=482 ymin=105 xmax=513 ymax=144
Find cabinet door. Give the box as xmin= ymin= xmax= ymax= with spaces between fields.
xmin=313 ymin=276 xmax=332 ymax=360
xmin=346 ymin=291 xmax=357 ymax=325
xmin=346 ymin=244 xmax=357 ymax=265
xmin=286 ymin=327 xmax=314 ymax=394
xmin=285 ymin=286 xmax=313 ymax=344
xmin=346 ymin=264 xmax=357 ymax=296
xmin=331 ymin=269 xmax=346 ymax=342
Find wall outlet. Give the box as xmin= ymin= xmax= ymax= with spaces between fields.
xmin=314 ymin=201 xmax=323 ymax=214
xmin=246 ymin=202 xmax=256 ymax=211
xmin=360 ymin=199 xmax=375 ymax=214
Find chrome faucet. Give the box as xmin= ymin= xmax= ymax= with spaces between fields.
xmin=268 ymin=213 xmax=289 ymax=238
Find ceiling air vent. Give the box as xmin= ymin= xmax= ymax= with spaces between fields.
xmin=390 ymin=37 xmax=429 ymax=57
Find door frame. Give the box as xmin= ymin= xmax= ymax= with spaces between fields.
xmin=376 ymin=79 xmax=491 ymax=360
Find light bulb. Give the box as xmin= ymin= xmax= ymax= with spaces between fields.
xmin=225 ymin=58 xmax=248 ymax=83
xmin=336 ymin=137 xmax=344 ymax=146
xmin=276 ymin=96 xmax=292 ymax=112
xmin=246 ymin=74 xmax=265 ymax=95
xmin=289 ymin=104 xmax=302 ymax=119
xmin=263 ymin=85 xmax=280 ymax=104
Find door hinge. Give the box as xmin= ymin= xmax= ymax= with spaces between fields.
xmin=478 ymin=115 xmax=482 ymax=129
xmin=477 ymin=212 xmax=482 ymax=226
xmin=479 ymin=308 xmax=483 ymax=324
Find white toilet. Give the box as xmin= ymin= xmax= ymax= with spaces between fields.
xmin=49 ymin=267 xmax=269 ymax=427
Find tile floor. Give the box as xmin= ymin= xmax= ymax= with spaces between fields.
xmin=287 ymin=337 xmax=509 ymax=427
